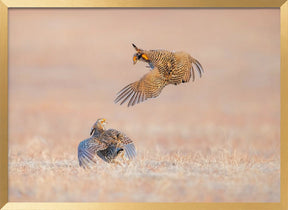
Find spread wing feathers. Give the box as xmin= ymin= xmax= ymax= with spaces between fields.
xmin=123 ymin=143 xmax=137 ymax=160
xmin=99 ymin=129 xmax=137 ymax=160
xmin=190 ymin=57 xmax=204 ymax=78
xmin=77 ymin=138 xmax=108 ymax=169
xmin=115 ymin=68 xmax=166 ymax=107
xmin=116 ymin=131 xmax=137 ymax=160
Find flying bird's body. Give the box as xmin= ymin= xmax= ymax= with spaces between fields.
xmin=78 ymin=118 xmax=136 ymax=168
xmin=115 ymin=44 xmax=204 ymax=107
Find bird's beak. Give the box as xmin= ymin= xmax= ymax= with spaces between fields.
xmin=90 ymin=128 xmax=95 ymax=136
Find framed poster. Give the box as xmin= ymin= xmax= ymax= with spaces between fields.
xmin=0 ymin=0 xmax=287 ymax=209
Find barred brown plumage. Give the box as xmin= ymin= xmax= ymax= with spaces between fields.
xmin=77 ymin=118 xmax=136 ymax=169
xmin=115 ymin=68 xmax=167 ymax=107
xmin=115 ymin=44 xmax=204 ymax=107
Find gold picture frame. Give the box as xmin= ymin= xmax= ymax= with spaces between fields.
xmin=0 ymin=0 xmax=287 ymax=209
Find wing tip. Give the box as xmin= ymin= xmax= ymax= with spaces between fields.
xmin=115 ymin=85 xmax=143 ymax=107
xmin=191 ymin=58 xmax=204 ymax=80
xmin=124 ymin=143 xmax=137 ymax=160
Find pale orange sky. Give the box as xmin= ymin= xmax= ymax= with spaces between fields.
xmin=9 ymin=9 xmax=280 ymax=126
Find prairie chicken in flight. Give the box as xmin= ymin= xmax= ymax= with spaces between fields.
xmin=115 ymin=44 xmax=204 ymax=107
xmin=78 ymin=118 xmax=136 ymax=168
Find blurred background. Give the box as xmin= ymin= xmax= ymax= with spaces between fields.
xmin=8 ymin=9 xmax=280 ymax=202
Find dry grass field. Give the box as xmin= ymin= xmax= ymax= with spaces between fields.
xmin=8 ymin=9 xmax=280 ymax=202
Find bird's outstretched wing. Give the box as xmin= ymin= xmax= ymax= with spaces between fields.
xmin=116 ymin=132 xmax=137 ymax=160
xmin=115 ymin=68 xmax=166 ymax=107
xmin=99 ymin=129 xmax=137 ymax=160
xmin=78 ymin=137 xmax=108 ymax=169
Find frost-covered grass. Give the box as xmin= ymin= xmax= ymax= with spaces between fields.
xmin=8 ymin=122 xmax=280 ymax=202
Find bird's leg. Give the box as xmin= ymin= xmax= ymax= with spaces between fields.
xmin=111 ymin=159 xmax=124 ymax=167
xmin=121 ymin=151 xmax=132 ymax=165
xmin=119 ymin=150 xmax=125 ymax=161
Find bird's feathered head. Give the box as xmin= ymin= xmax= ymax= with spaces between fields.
xmin=90 ymin=118 xmax=106 ymax=135
xmin=132 ymin=43 xmax=149 ymax=64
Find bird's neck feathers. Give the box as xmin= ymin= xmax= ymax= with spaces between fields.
xmin=93 ymin=126 xmax=105 ymax=136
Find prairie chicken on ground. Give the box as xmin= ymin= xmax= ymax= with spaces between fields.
xmin=115 ymin=44 xmax=204 ymax=107
xmin=78 ymin=118 xmax=136 ymax=168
